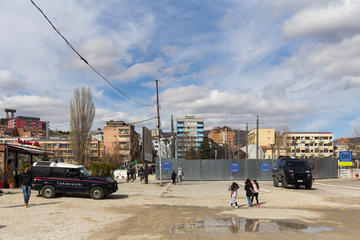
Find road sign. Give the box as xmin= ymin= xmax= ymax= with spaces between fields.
xmin=261 ymin=163 xmax=272 ymax=172
xmin=339 ymin=151 xmax=353 ymax=166
xmin=230 ymin=163 xmax=240 ymax=173
xmin=162 ymin=162 xmax=172 ymax=171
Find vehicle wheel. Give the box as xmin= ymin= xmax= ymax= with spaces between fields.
xmin=40 ymin=185 xmax=56 ymax=198
xmin=282 ymin=177 xmax=288 ymax=188
xmin=90 ymin=187 xmax=104 ymax=200
xmin=305 ymin=182 xmax=312 ymax=190
xmin=273 ymin=177 xmax=279 ymax=187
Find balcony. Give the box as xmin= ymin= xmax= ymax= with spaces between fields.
xmin=197 ymin=124 xmax=204 ymax=127
xmin=197 ymin=133 xmax=204 ymax=137
xmin=177 ymin=134 xmax=184 ymax=137
xmin=177 ymin=123 xmax=184 ymax=127
xmin=177 ymin=129 xmax=184 ymax=132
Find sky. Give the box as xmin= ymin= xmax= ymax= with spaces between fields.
xmin=1 ymin=0 xmax=360 ymax=138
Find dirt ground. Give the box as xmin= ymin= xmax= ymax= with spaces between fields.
xmin=1 ymin=177 xmax=360 ymax=240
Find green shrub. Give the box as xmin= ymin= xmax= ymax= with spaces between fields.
xmin=87 ymin=161 xmax=115 ymax=177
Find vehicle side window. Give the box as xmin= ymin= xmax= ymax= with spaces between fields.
xmin=33 ymin=167 xmax=50 ymax=177
xmin=66 ymin=168 xmax=80 ymax=179
xmin=50 ymin=168 xmax=66 ymax=178
xmin=279 ymin=161 xmax=286 ymax=167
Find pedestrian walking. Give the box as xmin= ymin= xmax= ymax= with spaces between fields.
xmin=229 ymin=182 xmax=239 ymax=208
xmin=251 ymin=180 xmax=260 ymax=206
xmin=244 ymin=178 xmax=253 ymax=207
xmin=171 ymin=170 xmax=177 ymax=185
xmin=19 ymin=165 xmax=34 ymax=208
xmin=177 ymin=166 xmax=184 ymax=183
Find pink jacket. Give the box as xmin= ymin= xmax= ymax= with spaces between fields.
xmin=252 ymin=183 xmax=259 ymax=193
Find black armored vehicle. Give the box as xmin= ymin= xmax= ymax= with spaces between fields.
xmin=272 ymin=157 xmax=313 ymax=189
xmin=32 ymin=161 xmax=117 ymax=199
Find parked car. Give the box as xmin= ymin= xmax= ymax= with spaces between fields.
xmin=32 ymin=161 xmax=118 ymax=199
xmin=272 ymin=157 xmax=313 ymax=189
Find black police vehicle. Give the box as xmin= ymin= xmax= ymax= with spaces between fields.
xmin=272 ymin=157 xmax=313 ymax=190
xmin=32 ymin=161 xmax=118 ymax=199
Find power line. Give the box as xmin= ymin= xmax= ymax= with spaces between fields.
xmin=128 ymin=116 xmax=157 ymax=125
xmin=30 ymin=0 xmax=154 ymax=107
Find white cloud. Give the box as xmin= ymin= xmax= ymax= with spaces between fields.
xmin=283 ymin=0 xmax=360 ymax=41
xmin=287 ymin=34 xmax=360 ymax=82
xmin=344 ymin=76 xmax=360 ymax=89
xmin=0 ymin=70 xmax=29 ymax=93
xmin=160 ymin=84 xmax=310 ymax=130
xmin=115 ymin=58 xmax=164 ymax=81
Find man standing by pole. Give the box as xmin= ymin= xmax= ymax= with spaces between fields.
xmin=19 ymin=165 xmax=34 ymax=208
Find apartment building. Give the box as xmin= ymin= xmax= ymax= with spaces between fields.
xmin=176 ymin=116 xmax=204 ymax=158
xmin=8 ymin=116 xmax=49 ymax=137
xmin=103 ymin=120 xmax=139 ymax=163
xmin=0 ymin=137 xmax=104 ymax=163
xmin=282 ymin=132 xmax=334 ymax=158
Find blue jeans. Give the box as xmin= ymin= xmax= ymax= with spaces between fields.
xmin=22 ymin=185 xmax=31 ymax=204
xmin=247 ymin=196 xmax=252 ymax=206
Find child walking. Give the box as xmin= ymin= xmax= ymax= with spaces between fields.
xmin=251 ymin=180 xmax=260 ymax=206
xmin=229 ymin=182 xmax=239 ymax=208
xmin=244 ymin=179 xmax=253 ymax=207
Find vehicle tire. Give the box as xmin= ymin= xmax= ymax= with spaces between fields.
xmin=90 ymin=187 xmax=104 ymax=200
xmin=282 ymin=177 xmax=288 ymax=188
xmin=273 ymin=177 xmax=279 ymax=187
xmin=305 ymin=182 xmax=312 ymax=190
xmin=40 ymin=185 xmax=56 ymax=198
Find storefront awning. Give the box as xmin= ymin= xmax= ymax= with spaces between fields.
xmin=6 ymin=144 xmax=54 ymax=156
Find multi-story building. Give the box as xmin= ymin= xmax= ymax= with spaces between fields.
xmin=0 ymin=137 xmax=104 ymax=163
xmin=90 ymin=128 xmax=104 ymax=142
xmin=176 ymin=116 xmax=204 ymax=158
xmin=103 ymin=120 xmax=139 ymax=164
xmin=208 ymin=126 xmax=235 ymax=158
xmin=7 ymin=116 xmax=49 ymax=137
xmin=248 ymin=128 xmax=275 ymax=146
xmin=282 ymin=132 xmax=334 ymax=158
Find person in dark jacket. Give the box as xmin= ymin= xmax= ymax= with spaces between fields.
xmin=244 ymin=178 xmax=253 ymax=207
xmin=171 ymin=170 xmax=177 ymax=185
xmin=19 ymin=166 xmax=34 ymax=208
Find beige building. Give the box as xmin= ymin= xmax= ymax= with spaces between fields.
xmin=248 ymin=128 xmax=275 ymax=146
xmin=103 ymin=120 xmax=139 ymax=164
xmin=282 ymin=132 xmax=334 ymax=158
xmin=0 ymin=137 xmax=104 ymax=164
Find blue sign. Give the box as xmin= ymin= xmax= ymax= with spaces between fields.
xmin=162 ymin=162 xmax=172 ymax=171
xmin=261 ymin=163 xmax=272 ymax=172
xmin=230 ymin=163 xmax=240 ymax=173
xmin=339 ymin=151 xmax=352 ymax=162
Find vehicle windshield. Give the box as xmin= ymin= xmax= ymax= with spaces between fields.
xmin=286 ymin=161 xmax=307 ymax=168
xmin=79 ymin=167 xmax=91 ymax=177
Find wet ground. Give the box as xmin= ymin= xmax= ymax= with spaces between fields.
xmin=91 ymin=205 xmax=360 ymax=240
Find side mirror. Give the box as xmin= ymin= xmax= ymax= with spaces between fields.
xmin=311 ymin=166 xmax=314 ymax=170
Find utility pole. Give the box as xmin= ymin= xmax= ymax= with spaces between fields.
xmin=245 ymin=123 xmax=248 ymax=159
xmin=171 ymin=115 xmax=175 ymax=158
xmin=156 ymin=80 xmax=162 ymax=186
xmin=237 ymin=129 xmax=240 ymax=160
xmin=256 ymin=115 xmax=259 ymax=159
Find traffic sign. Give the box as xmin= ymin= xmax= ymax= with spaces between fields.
xmin=261 ymin=163 xmax=272 ymax=172
xmin=339 ymin=151 xmax=353 ymax=166
xmin=162 ymin=162 xmax=172 ymax=171
xmin=230 ymin=163 xmax=240 ymax=173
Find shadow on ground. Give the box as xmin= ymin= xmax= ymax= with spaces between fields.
xmin=0 ymin=202 xmax=62 ymax=209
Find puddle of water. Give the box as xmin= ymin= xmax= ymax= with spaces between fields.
xmin=170 ymin=218 xmax=333 ymax=235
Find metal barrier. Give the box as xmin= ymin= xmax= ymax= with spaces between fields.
xmin=155 ymin=158 xmax=338 ymax=181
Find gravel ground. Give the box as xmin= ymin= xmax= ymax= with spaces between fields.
xmin=1 ymin=177 xmax=360 ymax=240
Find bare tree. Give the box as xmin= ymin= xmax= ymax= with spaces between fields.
xmin=70 ymin=87 xmax=95 ymax=165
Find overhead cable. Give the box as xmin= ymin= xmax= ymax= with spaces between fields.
xmin=30 ymin=0 xmax=154 ymax=107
